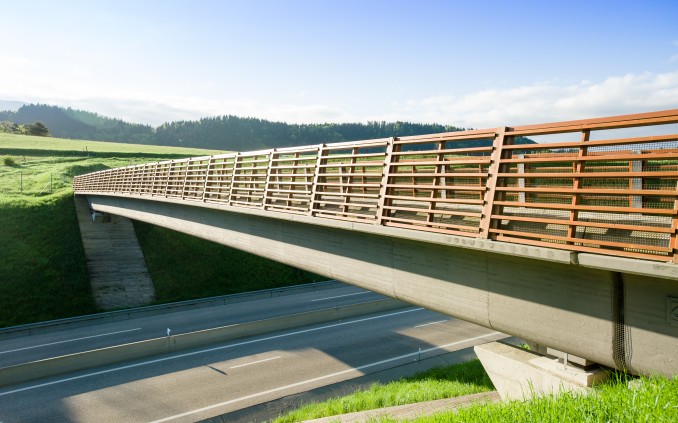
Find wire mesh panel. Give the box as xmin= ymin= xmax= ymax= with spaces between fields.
xmin=311 ymin=139 xmax=389 ymax=222
xmin=203 ymin=154 xmax=237 ymax=204
xmin=151 ymin=161 xmax=171 ymax=196
xmin=230 ymin=152 xmax=270 ymax=207
xmin=490 ymin=131 xmax=678 ymax=260
xmin=382 ymin=131 xmax=495 ymax=236
xmin=166 ymin=160 xmax=189 ymax=198
xmin=264 ymin=146 xmax=319 ymax=214
xmin=127 ymin=164 xmax=144 ymax=194
xmin=182 ymin=157 xmax=210 ymax=200
xmin=139 ymin=163 xmax=156 ymax=195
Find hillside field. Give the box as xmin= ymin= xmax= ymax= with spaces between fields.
xmin=0 ymin=133 xmax=319 ymax=327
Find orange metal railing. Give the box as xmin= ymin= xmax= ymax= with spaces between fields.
xmin=73 ymin=109 xmax=678 ymax=262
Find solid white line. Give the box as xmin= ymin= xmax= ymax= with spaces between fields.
xmin=0 ymin=307 xmax=423 ymax=397
xmin=311 ymin=292 xmax=370 ymax=302
xmin=148 ymin=331 xmax=503 ymax=423
xmin=229 ymin=356 xmax=281 ymax=369
xmin=414 ymin=320 xmax=449 ymax=328
xmin=0 ymin=328 xmax=143 ymax=355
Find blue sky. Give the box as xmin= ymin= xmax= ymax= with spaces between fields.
xmin=2 ymin=0 xmax=677 ymax=127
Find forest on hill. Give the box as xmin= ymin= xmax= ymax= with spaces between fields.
xmin=0 ymin=104 xmax=533 ymax=151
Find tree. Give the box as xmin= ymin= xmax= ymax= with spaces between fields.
xmin=26 ymin=122 xmax=50 ymax=137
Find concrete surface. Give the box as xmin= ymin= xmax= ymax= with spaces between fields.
xmin=300 ymin=392 xmax=500 ymax=423
xmin=74 ymin=196 xmax=155 ymax=309
xmin=474 ymin=342 xmax=610 ymax=401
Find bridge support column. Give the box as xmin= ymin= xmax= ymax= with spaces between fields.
xmin=474 ymin=342 xmax=610 ymax=401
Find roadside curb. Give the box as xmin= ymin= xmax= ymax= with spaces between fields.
xmin=0 ymin=298 xmax=406 ymax=388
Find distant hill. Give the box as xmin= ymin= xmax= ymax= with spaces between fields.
xmin=0 ymin=103 xmax=534 ymax=151
xmin=0 ymin=104 xmax=155 ymax=144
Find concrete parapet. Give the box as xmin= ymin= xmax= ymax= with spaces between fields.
xmin=474 ymin=342 xmax=609 ymax=401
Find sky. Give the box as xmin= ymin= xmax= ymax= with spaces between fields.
xmin=2 ymin=0 xmax=678 ymax=128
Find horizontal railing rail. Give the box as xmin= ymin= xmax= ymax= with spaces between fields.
xmin=74 ymin=109 xmax=678 ymax=262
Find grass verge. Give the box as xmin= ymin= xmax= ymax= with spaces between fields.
xmin=275 ymin=359 xmax=678 ymax=423
xmin=273 ymin=360 xmax=493 ymax=423
xmin=381 ymin=374 xmax=678 ymax=422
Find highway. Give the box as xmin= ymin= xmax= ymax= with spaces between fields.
xmin=0 ymin=284 xmax=505 ymax=422
xmin=0 ymin=284 xmax=384 ymax=366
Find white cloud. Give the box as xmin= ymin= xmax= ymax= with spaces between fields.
xmin=393 ymin=71 xmax=678 ymax=129
xmin=3 ymin=62 xmax=678 ymax=130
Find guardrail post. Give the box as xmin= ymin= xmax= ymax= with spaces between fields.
xmin=376 ymin=137 xmax=396 ymax=225
xmin=479 ymin=127 xmax=512 ymax=239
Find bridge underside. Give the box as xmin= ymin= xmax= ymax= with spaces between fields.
xmin=83 ymin=194 xmax=678 ymax=377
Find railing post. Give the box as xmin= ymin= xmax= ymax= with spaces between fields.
xmin=227 ymin=153 xmax=240 ymax=206
xmin=309 ymin=145 xmax=326 ymax=216
xmin=566 ymin=130 xmax=590 ymax=242
xmin=201 ymin=157 xmax=214 ymax=202
xmin=164 ymin=160 xmax=173 ymax=197
xmin=376 ymin=137 xmax=396 ymax=225
xmin=479 ymin=127 xmax=512 ymax=239
xmin=180 ymin=159 xmax=190 ymax=199
xmin=262 ymin=150 xmax=276 ymax=210
xmin=671 ymin=181 xmax=678 ymax=263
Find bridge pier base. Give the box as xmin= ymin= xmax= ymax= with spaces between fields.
xmin=474 ymin=342 xmax=610 ymax=401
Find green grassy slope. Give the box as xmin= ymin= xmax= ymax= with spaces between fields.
xmin=0 ymin=133 xmax=318 ymax=327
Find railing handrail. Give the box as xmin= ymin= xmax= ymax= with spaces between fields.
xmin=74 ymin=109 xmax=678 ymax=262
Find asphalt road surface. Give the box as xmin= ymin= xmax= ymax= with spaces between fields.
xmin=0 ymin=285 xmax=504 ymax=422
xmin=0 ymin=284 xmax=385 ymax=366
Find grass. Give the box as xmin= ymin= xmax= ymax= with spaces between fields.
xmin=274 ymin=360 xmax=678 ymax=423
xmin=0 ymin=132 xmax=223 ymax=156
xmin=380 ymin=375 xmax=678 ymax=423
xmin=273 ymin=360 xmax=493 ymax=423
xmin=134 ymin=221 xmax=322 ymax=303
xmin=0 ymin=133 xmax=318 ymax=326
xmin=0 ymin=194 xmax=97 ymax=327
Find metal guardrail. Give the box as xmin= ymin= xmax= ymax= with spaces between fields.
xmin=74 ymin=109 xmax=678 ymax=262
xmin=0 ymin=280 xmax=341 ymax=340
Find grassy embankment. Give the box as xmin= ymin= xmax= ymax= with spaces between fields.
xmin=0 ymin=133 xmax=319 ymax=327
xmin=275 ymin=360 xmax=678 ymax=423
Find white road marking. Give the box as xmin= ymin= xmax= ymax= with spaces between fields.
xmin=0 ymin=307 xmax=423 ymax=397
xmin=0 ymin=328 xmax=143 ymax=355
xmin=311 ymin=292 xmax=370 ymax=302
xmin=229 ymin=356 xmax=281 ymax=369
xmin=148 ymin=331 xmax=503 ymax=422
xmin=414 ymin=320 xmax=449 ymax=328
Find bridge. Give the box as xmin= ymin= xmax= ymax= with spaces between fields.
xmin=73 ymin=109 xmax=678 ymax=380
